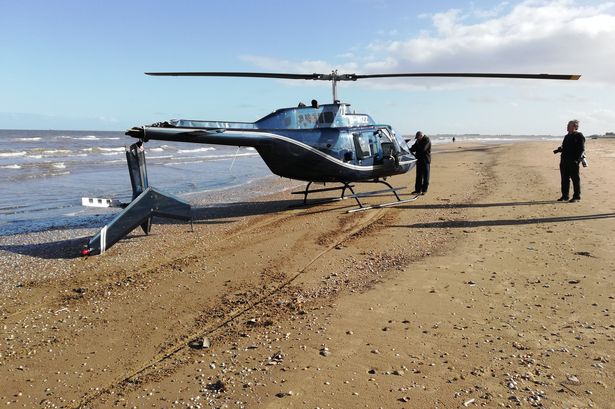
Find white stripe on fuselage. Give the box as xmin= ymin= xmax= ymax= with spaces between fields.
xmin=149 ymin=127 xmax=417 ymax=171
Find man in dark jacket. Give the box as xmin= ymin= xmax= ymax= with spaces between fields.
xmin=554 ymin=120 xmax=585 ymax=202
xmin=409 ymin=131 xmax=431 ymax=195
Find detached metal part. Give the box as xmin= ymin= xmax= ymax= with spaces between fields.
xmin=81 ymin=197 xmax=123 ymax=208
xmin=82 ymin=142 xmax=192 ymax=256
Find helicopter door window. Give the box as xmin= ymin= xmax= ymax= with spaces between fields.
xmin=318 ymin=111 xmax=334 ymax=124
xmin=353 ymin=133 xmax=372 ymax=159
xmin=377 ymin=130 xmax=394 ymax=157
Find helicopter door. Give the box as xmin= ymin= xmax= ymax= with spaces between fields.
xmin=352 ymin=132 xmax=378 ymax=164
xmin=378 ymin=130 xmax=394 ymax=157
xmin=376 ymin=128 xmax=399 ymax=164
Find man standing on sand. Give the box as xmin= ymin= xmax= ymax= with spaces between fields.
xmin=409 ymin=131 xmax=431 ymax=195
xmin=553 ymin=119 xmax=585 ymax=202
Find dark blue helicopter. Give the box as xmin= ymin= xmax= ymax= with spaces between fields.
xmin=81 ymin=71 xmax=580 ymax=255
xmin=128 ymin=99 xmax=413 ymax=184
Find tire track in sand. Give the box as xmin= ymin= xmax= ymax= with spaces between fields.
xmin=73 ymin=209 xmax=386 ymax=408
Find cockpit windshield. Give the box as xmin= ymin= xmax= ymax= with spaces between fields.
xmin=379 ymin=127 xmax=410 ymax=154
xmin=391 ymin=129 xmax=410 ymax=153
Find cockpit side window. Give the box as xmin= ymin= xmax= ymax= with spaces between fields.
xmin=318 ymin=111 xmax=334 ymax=124
xmin=353 ymin=133 xmax=372 ymax=159
xmin=377 ymin=129 xmax=394 ymax=157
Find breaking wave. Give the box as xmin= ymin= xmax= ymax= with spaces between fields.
xmin=0 ymin=151 xmax=27 ymax=158
xmin=177 ymin=147 xmax=216 ymax=153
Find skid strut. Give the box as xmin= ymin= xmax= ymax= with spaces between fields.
xmin=82 ymin=141 xmax=192 ymax=256
xmin=290 ymin=182 xmax=358 ymax=207
xmin=291 ymin=179 xmax=418 ymax=212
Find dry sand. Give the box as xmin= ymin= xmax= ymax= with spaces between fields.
xmin=1 ymin=140 xmax=613 ymax=408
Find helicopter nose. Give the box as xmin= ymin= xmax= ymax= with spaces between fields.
xmin=126 ymin=126 xmax=145 ymax=139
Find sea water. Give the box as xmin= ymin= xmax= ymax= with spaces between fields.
xmin=0 ymin=129 xmax=270 ymax=235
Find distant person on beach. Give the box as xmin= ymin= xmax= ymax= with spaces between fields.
xmin=452 ymin=136 xmax=456 ymax=142
xmin=298 ymin=101 xmax=306 ymax=107
xmin=409 ymin=131 xmax=431 ymax=195
xmin=311 ymin=99 xmax=319 ymax=108
xmin=553 ymin=119 xmax=585 ymax=202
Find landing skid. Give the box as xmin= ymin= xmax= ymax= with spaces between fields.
xmin=81 ymin=142 xmax=192 ymax=256
xmin=291 ymin=179 xmax=418 ymax=212
xmin=346 ymin=194 xmax=420 ymax=213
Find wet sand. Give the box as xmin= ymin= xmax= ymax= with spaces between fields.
xmin=1 ymin=140 xmax=613 ymax=408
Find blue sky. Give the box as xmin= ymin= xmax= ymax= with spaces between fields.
xmin=1 ymin=0 xmax=614 ymax=135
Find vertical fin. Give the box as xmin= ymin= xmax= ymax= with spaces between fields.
xmin=126 ymin=141 xmax=148 ymax=200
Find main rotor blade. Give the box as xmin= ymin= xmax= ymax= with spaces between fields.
xmin=145 ymin=72 xmax=324 ymax=80
xmin=145 ymin=71 xmax=581 ymax=82
xmin=354 ymin=73 xmax=581 ymax=80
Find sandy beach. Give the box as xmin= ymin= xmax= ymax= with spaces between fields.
xmin=1 ymin=140 xmax=613 ymax=408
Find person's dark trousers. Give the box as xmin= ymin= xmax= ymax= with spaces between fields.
xmin=560 ymin=160 xmax=580 ymax=199
xmin=415 ymin=160 xmax=430 ymax=193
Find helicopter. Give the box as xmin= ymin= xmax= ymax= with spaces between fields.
xmin=81 ymin=71 xmax=580 ymax=255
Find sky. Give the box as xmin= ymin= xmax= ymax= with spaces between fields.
xmin=1 ymin=0 xmax=614 ymax=135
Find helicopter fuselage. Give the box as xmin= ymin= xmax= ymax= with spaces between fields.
xmin=127 ymin=102 xmax=417 ymax=183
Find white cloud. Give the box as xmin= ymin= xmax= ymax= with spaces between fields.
xmin=576 ymin=107 xmax=615 ymax=126
xmin=239 ymin=55 xmax=358 ymax=74
xmin=372 ymin=0 xmax=615 ymax=85
xmin=241 ymin=1 xmax=615 ymax=89
xmin=97 ymin=116 xmax=119 ymax=123
xmin=468 ymin=2 xmax=511 ymax=19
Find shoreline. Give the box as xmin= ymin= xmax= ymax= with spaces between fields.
xmin=1 ymin=140 xmax=614 ymax=407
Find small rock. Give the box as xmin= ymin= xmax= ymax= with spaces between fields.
xmin=567 ymin=375 xmax=581 ymax=385
xmin=188 ymin=337 xmax=211 ymax=349
xmin=508 ymin=395 xmax=521 ymax=404
xmin=270 ymin=351 xmax=285 ymax=363
xmin=206 ymin=380 xmax=225 ymax=392
xmin=464 ymin=398 xmax=475 ymax=407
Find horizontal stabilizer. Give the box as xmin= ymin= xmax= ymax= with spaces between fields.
xmin=83 ymin=187 xmax=191 ymax=255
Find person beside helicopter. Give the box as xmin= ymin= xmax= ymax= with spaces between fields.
xmin=553 ymin=119 xmax=585 ymax=202
xmin=409 ymin=131 xmax=431 ymax=195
